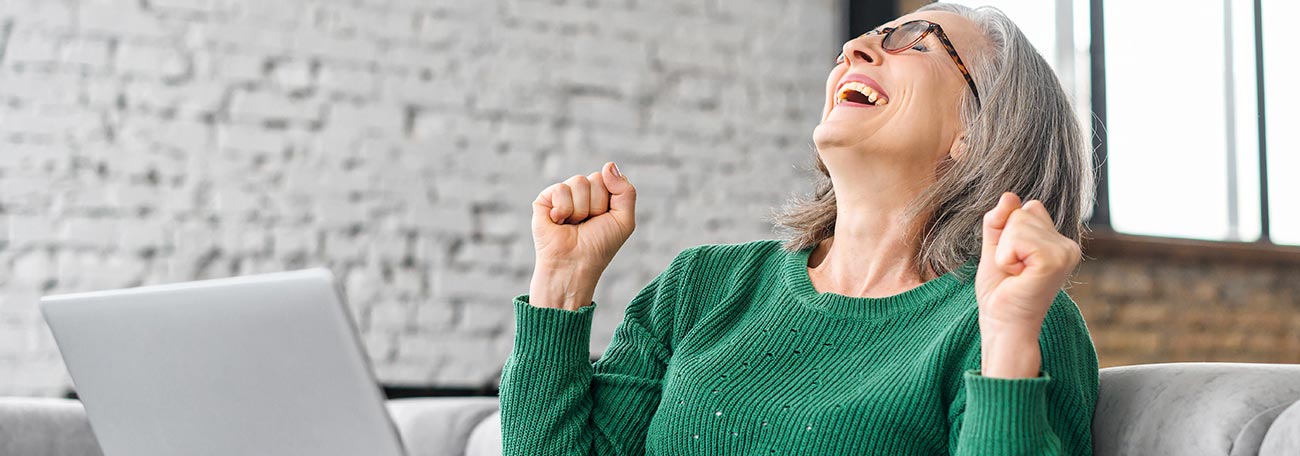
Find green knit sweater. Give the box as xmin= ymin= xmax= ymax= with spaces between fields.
xmin=501 ymin=239 xmax=1098 ymax=455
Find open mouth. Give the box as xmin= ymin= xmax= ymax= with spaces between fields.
xmin=835 ymin=81 xmax=889 ymax=107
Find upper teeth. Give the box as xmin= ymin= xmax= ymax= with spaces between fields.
xmin=836 ymin=81 xmax=888 ymax=106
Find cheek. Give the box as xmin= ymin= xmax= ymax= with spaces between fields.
xmin=927 ymin=67 xmax=967 ymax=107
xmin=905 ymin=69 xmax=961 ymax=116
xmin=821 ymin=67 xmax=845 ymax=117
xmin=826 ymin=64 xmax=845 ymax=86
xmin=824 ymin=68 xmax=844 ymax=98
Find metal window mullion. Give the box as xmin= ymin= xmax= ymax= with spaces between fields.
xmin=1088 ymin=0 xmax=1110 ymax=228
xmin=1224 ymin=0 xmax=1240 ymax=241
xmin=1254 ymin=0 xmax=1271 ymax=242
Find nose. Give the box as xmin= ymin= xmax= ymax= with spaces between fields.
xmin=841 ymin=33 xmax=884 ymax=67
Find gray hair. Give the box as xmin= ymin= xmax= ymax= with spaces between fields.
xmin=770 ymin=2 xmax=1095 ymax=279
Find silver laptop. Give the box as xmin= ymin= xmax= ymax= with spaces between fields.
xmin=40 ymin=268 xmax=407 ymax=456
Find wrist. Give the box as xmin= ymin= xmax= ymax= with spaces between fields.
xmin=980 ymin=329 xmax=1042 ymax=379
xmin=529 ymin=265 xmax=601 ymax=311
xmin=534 ymin=257 xmax=606 ymax=278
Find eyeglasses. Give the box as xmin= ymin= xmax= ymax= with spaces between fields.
xmin=837 ymin=19 xmax=982 ymax=108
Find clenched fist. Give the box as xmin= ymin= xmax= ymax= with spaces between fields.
xmin=528 ymin=162 xmax=637 ymax=310
xmin=974 ymin=192 xmax=1082 ymax=378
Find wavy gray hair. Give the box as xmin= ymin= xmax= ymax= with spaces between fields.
xmin=771 ymin=2 xmax=1095 ymax=279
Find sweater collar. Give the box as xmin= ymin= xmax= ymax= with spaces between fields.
xmin=781 ymin=244 xmax=975 ymax=322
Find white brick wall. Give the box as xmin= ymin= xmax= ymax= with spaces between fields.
xmin=0 ymin=0 xmax=838 ymax=396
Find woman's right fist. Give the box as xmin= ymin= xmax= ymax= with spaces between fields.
xmin=531 ymin=161 xmax=637 ymax=278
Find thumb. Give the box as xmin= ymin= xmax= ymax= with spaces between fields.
xmin=601 ymin=162 xmax=637 ymax=228
xmin=980 ymin=192 xmax=1019 ymax=265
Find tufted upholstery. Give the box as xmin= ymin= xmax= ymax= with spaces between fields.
xmin=1092 ymin=363 xmax=1300 ymax=456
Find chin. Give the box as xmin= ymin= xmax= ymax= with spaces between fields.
xmin=812 ymin=120 xmax=869 ymax=150
xmin=811 ymin=124 xmax=837 ymax=149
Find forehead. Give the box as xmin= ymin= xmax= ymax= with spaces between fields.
xmin=879 ymin=10 xmax=987 ymax=57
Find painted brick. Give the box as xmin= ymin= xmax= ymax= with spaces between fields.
xmin=116 ymin=44 xmax=190 ymax=79
xmin=4 ymin=29 xmax=61 ymax=64
xmin=229 ymin=90 xmax=323 ymax=124
xmin=269 ymin=59 xmax=314 ymax=91
xmin=0 ymin=0 xmax=838 ymax=396
xmin=318 ymin=63 xmax=378 ymax=98
xmin=78 ymin=4 xmax=177 ymax=39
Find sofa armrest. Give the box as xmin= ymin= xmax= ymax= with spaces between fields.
xmin=1093 ymin=362 xmax=1300 ymax=456
xmin=0 ymin=398 xmax=103 ymax=456
xmin=386 ymin=397 xmax=499 ymax=456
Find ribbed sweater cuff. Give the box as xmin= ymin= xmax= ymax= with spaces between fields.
xmin=511 ymin=294 xmax=596 ymax=363
xmin=959 ymin=369 xmax=1054 ymax=451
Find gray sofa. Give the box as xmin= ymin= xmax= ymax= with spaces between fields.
xmin=0 ymin=396 xmax=505 ymax=456
xmin=2 ymin=363 xmax=1298 ymax=455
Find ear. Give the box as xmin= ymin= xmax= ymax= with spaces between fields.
xmin=948 ymin=131 xmax=970 ymax=161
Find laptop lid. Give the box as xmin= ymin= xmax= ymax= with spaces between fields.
xmin=40 ymin=268 xmax=406 ymax=456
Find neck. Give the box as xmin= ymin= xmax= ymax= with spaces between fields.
xmin=807 ymin=155 xmax=937 ymax=298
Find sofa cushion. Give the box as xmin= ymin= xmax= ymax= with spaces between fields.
xmin=386 ymin=397 xmax=499 ymax=456
xmin=1093 ymin=363 xmax=1300 ymax=456
xmin=0 ymin=397 xmax=103 ymax=456
xmin=0 ymin=397 xmax=502 ymax=456
xmin=466 ymin=411 xmax=502 ymax=456
xmin=1259 ymin=398 xmax=1300 ymax=456
xmin=1230 ymin=402 xmax=1292 ymax=456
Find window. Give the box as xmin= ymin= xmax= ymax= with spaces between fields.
xmin=943 ymin=0 xmax=1296 ymax=245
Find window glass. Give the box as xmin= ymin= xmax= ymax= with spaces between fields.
xmin=1262 ymin=0 xmax=1300 ymax=245
xmin=1105 ymin=0 xmax=1244 ymax=240
xmin=1230 ymin=0 xmax=1262 ymax=241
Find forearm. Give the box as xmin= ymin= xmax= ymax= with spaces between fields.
xmin=501 ymin=296 xmax=598 ymax=455
xmin=956 ymin=291 xmax=1096 ymax=455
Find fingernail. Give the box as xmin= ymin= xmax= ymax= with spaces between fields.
xmin=610 ymin=162 xmax=622 ymax=178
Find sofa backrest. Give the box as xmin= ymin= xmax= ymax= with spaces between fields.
xmin=0 ymin=397 xmax=102 ymax=456
xmin=1093 ymin=362 xmax=1300 ymax=456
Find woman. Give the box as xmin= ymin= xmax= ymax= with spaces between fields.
xmin=502 ymin=3 xmax=1097 ymax=455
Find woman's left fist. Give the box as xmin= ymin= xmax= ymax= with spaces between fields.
xmin=975 ymin=192 xmax=1081 ymax=333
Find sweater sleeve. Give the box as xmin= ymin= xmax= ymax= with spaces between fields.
xmin=499 ymin=247 xmax=698 ymax=456
xmin=947 ymin=290 xmax=1100 ymax=456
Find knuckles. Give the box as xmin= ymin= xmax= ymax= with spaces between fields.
xmin=982 ymin=208 xmax=1001 ymax=226
xmin=997 ymin=212 xmax=1081 ymax=272
xmin=565 ymin=175 xmax=589 ymax=189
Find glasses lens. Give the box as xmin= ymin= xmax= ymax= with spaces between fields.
xmin=883 ymin=21 xmax=930 ymax=51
